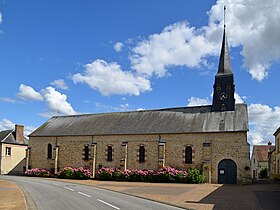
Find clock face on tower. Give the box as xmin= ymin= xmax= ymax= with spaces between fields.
xmin=220 ymin=92 xmax=228 ymax=101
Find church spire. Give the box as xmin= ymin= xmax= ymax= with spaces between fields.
xmin=216 ymin=27 xmax=232 ymax=76
xmin=216 ymin=6 xmax=232 ymax=76
xmin=212 ymin=6 xmax=235 ymax=112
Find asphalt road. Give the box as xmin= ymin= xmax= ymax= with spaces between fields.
xmin=1 ymin=175 xmax=184 ymax=210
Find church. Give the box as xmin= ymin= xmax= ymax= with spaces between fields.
xmin=28 ymin=27 xmax=251 ymax=184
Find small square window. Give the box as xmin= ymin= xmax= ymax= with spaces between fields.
xmin=216 ymin=84 xmax=221 ymax=91
xmin=6 ymin=147 xmax=11 ymax=156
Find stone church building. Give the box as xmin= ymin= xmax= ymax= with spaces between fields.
xmin=28 ymin=28 xmax=251 ymax=184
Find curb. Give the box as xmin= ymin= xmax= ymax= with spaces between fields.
xmin=18 ymin=184 xmax=37 ymax=210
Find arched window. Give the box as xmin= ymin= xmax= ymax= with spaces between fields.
xmin=139 ymin=146 xmax=145 ymax=163
xmin=47 ymin=143 xmax=52 ymax=159
xmin=185 ymin=146 xmax=192 ymax=164
xmin=107 ymin=146 xmax=112 ymax=162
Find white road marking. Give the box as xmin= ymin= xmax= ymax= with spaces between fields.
xmin=78 ymin=191 xmax=91 ymax=197
xmin=51 ymin=183 xmax=62 ymax=187
xmin=64 ymin=186 xmax=74 ymax=191
xmin=97 ymin=199 xmax=120 ymax=210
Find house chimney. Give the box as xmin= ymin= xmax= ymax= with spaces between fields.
xmin=15 ymin=124 xmax=24 ymax=143
xmin=268 ymin=141 xmax=272 ymax=146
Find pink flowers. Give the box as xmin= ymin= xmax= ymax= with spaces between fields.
xmin=98 ymin=166 xmax=204 ymax=183
xmin=25 ymin=168 xmax=51 ymax=177
xmin=57 ymin=167 xmax=92 ymax=179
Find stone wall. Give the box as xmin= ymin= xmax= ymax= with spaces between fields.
xmin=29 ymin=131 xmax=250 ymax=184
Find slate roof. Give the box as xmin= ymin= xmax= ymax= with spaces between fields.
xmin=254 ymin=145 xmax=274 ymax=162
xmin=29 ymin=103 xmax=248 ymax=137
xmin=0 ymin=130 xmax=28 ymax=145
xmin=216 ymin=28 xmax=233 ymax=76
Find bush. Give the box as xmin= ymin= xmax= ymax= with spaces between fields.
xmin=25 ymin=168 xmax=51 ymax=177
xmin=259 ymin=168 xmax=268 ymax=179
xmin=153 ymin=167 xmax=188 ymax=183
xmin=98 ymin=167 xmax=115 ymax=180
xmin=187 ymin=168 xmax=205 ymax=183
xmin=57 ymin=167 xmax=91 ymax=179
xmin=97 ymin=166 xmax=204 ymax=183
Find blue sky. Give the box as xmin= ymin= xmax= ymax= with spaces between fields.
xmin=0 ymin=0 xmax=279 ymax=147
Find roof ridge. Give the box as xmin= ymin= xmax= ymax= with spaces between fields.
xmin=50 ymin=105 xmax=216 ymax=119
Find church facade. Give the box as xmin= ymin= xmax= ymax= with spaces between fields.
xmin=28 ymin=28 xmax=251 ymax=184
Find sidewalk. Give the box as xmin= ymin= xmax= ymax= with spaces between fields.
xmin=0 ymin=179 xmax=26 ymax=210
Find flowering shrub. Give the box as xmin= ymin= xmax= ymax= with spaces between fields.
xmin=97 ymin=167 xmax=115 ymax=180
xmin=57 ymin=167 xmax=92 ymax=179
xmin=98 ymin=166 xmax=205 ymax=183
xmin=154 ymin=167 xmax=188 ymax=183
xmin=25 ymin=168 xmax=51 ymax=177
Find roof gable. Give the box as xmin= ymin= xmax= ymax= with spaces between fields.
xmin=0 ymin=130 xmax=16 ymax=143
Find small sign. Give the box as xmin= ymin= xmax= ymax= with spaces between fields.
xmin=220 ymin=170 xmax=225 ymax=174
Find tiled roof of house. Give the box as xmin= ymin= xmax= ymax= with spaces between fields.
xmin=254 ymin=145 xmax=274 ymax=162
xmin=30 ymin=103 xmax=248 ymax=137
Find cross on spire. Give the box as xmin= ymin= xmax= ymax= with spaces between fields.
xmin=224 ymin=5 xmax=226 ymax=28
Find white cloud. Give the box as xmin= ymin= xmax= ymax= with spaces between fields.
xmin=24 ymin=126 xmax=37 ymax=136
xmin=17 ymin=84 xmax=43 ymax=101
xmin=0 ymin=119 xmax=14 ymax=131
xmin=0 ymin=97 xmax=16 ymax=103
xmin=0 ymin=118 xmax=36 ymax=136
xmin=16 ymin=84 xmax=76 ymax=117
xmin=50 ymin=79 xmax=68 ymax=90
xmin=94 ymin=102 xmax=131 ymax=112
xmin=0 ymin=13 xmax=2 ymax=24
xmin=128 ymin=0 xmax=280 ymax=81
xmin=234 ymin=93 xmax=246 ymax=103
xmin=120 ymin=103 xmax=129 ymax=109
xmin=187 ymin=97 xmax=211 ymax=106
xmin=207 ymin=0 xmax=280 ymax=81
xmin=72 ymin=59 xmax=151 ymax=96
xmin=41 ymin=87 xmax=76 ymax=115
xmin=248 ymin=104 xmax=280 ymax=145
xmin=187 ymin=93 xmax=245 ymax=107
xmin=130 ymin=22 xmax=217 ymax=77
xmin=114 ymin=42 xmax=124 ymax=52
xmin=136 ymin=108 xmax=145 ymax=111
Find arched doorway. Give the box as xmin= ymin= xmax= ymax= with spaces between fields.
xmin=218 ymin=159 xmax=237 ymax=184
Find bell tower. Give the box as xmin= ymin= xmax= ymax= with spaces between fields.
xmin=212 ymin=7 xmax=235 ymax=112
